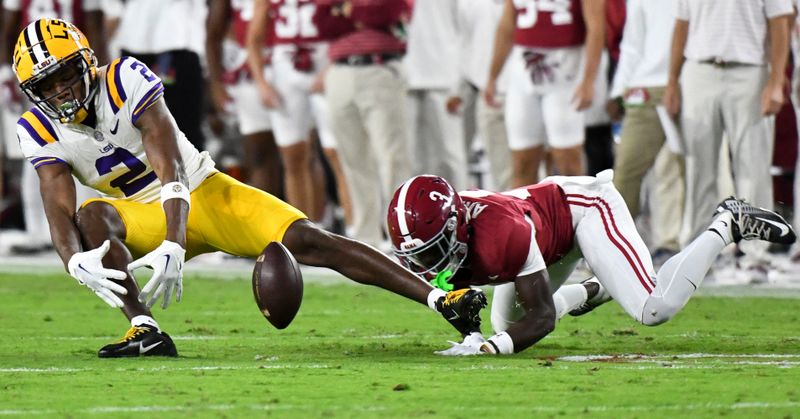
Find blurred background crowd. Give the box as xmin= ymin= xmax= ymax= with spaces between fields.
xmin=1 ymin=0 xmax=799 ymax=285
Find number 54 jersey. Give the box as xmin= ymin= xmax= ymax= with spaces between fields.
xmin=16 ymin=56 xmax=216 ymax=203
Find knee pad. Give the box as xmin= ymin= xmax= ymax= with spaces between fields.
xmin=640 ymin=295 xmax=681 ymax=326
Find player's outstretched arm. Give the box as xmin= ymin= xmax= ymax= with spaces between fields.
xmin=37 ymin=163 xmax=128 ymax=307
xmin=129 ymin=100 xmax=189 ymax=309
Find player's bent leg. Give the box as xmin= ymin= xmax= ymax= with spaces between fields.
xmin=641 ymin=197 xmax=797 ymax=325
xmin=75 ymin=201 xmax=147 ymax=319
xmin=74 ymin=201 xmax=177 ymax=358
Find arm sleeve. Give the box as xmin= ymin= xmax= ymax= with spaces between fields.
xmin=517 ymin=215 xmax=547 ymax=276
xmin=16 ymin=121 xmax=70 ymax=170
xmin=765 ymin=0 xmax=794 ymax=18
xmin=107 ymin=57 xmax=165 ymax=125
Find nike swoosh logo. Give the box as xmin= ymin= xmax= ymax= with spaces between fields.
xmin=164 ymin=254 xmax=171 ymax=268
xmin=763 ymin=219 xmax=790 ymax=236
xmin=139 ymin=341 xmax=163 ymax=354
xmin=110 ymin=119 xmax=119 ymax=135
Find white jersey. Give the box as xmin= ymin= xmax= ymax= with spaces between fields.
xmin=17 ymin=56 xmax=216 ymax=203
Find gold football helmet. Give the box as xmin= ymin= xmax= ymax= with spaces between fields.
xmin=12 ymin=18 xmax=98 ymax=123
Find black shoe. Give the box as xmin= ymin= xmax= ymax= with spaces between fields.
xmin=715 ymin=197 xmax=796 ymax=245
xmin=98 ymin=325 xmax=178 ymax=358
xmin=569 ymin=278 xmax=611 ymax=316
xmin=435 ymin=288 xmax=488 ymax=336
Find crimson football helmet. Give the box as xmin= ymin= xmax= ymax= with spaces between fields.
xmin=387 ymin=175 xmax=469 ymax=277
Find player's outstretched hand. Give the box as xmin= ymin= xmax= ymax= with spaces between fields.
xmin=68 ymin=240 xmax=128 ymax=308
xmin=435 ymin=332 xmax=486 ymax=356
xmin=129 ymin=240 xmax=186 ymax=309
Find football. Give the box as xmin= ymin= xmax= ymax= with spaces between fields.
xmin=252 ymin=241 xmax=304 ymax=329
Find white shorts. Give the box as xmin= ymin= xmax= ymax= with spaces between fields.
xmin=228 ymin=77 xmax=273 ymax=136
xmin=269 ymin=43 xmax=337 ymax=149
xmin=504 ymin=46 xmax=585 ymax=150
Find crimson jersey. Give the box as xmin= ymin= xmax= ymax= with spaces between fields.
xmin=225 ymin=0 xmax=273 ymax=82
xmin=450 ymin=182 xmax=575 ymax=288
xmin=231 ymin=0 xmax=275 ymax=47
xmin=268 ymin=0 xmax=323 ymax=44
xmin=5 ymin=0 xmax=98 ymax=27
xmin=512 ymin=0 xmax=585 ymax=48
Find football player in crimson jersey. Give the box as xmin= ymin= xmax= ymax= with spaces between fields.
xmin=485 ymin=0 xmax=605 ymax=188
xmin=388 ymin=171 xmax=795 ymax=355
xmin=12 ymin=18 xmax=486 ymax=358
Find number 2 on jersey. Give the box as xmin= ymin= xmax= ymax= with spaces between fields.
xmin=514 ymin=0 xmax=573 ymax=29
xmin=95 ymin=148 xmax=157 ymax=197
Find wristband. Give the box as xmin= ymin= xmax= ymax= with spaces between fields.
xmin=160 ymin=181 xmax=190 ymax=209
xmin=485 ymin=331 xmax=514 ymax=355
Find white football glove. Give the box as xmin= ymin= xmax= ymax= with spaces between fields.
xmin=67 ymin=240 xmax=128 ymax=308
xmin=129 ymin=240 xmax=186 ymax=309
xmin=435 ymin=332 xmax=487 ymax=356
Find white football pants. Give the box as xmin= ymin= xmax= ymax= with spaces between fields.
xmin=490 ymin=170 xmax=729 ymax=332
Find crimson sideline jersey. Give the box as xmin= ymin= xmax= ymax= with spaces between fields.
xmin=314 ymin=0 xmax=407 ymax=60
xmin=225 ymin=0 xmax=274 ymax=83
xmin=269 ymin=0 xmax=323 ymax=44
xmin=17 ymin=57 xmax=216 ymax=203
xmin=3 ymin=0 xmax=99 ymax=27
xmin=450 ymin=182 xmax=575 ymax=288
xmin=513 ymin=0 xmax=585 ymax=48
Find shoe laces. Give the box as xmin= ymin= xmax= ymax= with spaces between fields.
xmin=118 ymin=326 xmax=148 ymax=343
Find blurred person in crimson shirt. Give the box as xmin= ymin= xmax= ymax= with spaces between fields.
xmin=312 ymin=0 xmax=415 ymax=251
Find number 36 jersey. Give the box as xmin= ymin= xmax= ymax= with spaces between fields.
xmin=16 ymin=56 xmax=216 ymax=203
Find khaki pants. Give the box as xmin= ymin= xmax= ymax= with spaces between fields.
xmin=613 ymin=86 xmax=685 ymax=251
xmin=679 ymin=61 xmax=774 ymax=250
xmin=325 ymin=62 xmax=413 ymax=247
xmin=477 ymin=93 xmax=512 ymax=191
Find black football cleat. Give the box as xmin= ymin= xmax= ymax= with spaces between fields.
xmin=436 ymin=288 xmax=488 ymax=336
xmin=715 ymin=197 xmax=796 ymax=245
xmin=569 ymin=278 xmax=611 ymax=316
xmin=98 ymin=325 xmax=178 ymax=358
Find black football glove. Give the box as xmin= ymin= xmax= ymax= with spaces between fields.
xmin=435 ymin=288 xmax=488 ymax=336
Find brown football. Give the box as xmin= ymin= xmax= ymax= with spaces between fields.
xmin=252 ymin=241 xmax=303 ymax=329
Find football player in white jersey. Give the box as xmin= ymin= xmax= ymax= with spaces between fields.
xmin=12 ymin=18 xmax=487 ymax=358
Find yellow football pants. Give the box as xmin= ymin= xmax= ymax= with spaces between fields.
xmin=82 ymin=172 xmax=307 ymax=259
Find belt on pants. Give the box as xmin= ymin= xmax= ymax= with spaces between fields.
xmin=335 ymin=53 xmax=403 ymax=66
xmin=698 ymin=58 xmax=757 ymax=69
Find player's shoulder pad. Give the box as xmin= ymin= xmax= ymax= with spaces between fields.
xmin=17 ymin=106 xmax=59 ymax=147
xmin=104 ymin=56 xmax=165 ymax=123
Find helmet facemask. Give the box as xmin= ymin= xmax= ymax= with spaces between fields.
xmin=20 ymin=50 xmax=97 ymax=123
xmin=394 ymin=214 xmax=468 ymax=279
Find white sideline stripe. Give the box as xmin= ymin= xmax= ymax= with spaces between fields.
xmin=557 ymin=353 xmax=800 ymax=362
xmin=0 ymin=364 xmax=332 ymax=373
xmin=2 ymin=401 xmax=800 ymax=416
xmin=4 ymin=355 xmax=800 ymax=374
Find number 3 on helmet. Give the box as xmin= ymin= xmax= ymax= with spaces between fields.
xmin=387 ymin=175 xmax=469 ymax=278
xmin=12 ymin=18 xmax=98 ymax=123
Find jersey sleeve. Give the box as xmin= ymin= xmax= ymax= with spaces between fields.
xmin=16 ymin=108 xmax=70 ymax=169
xmin=104 ymin=56 xmax=165 ymax=125
xmin=516 ymin=215 xmax=546 ymax=276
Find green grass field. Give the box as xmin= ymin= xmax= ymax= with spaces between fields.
xmin=1 ymin=271 xmax=799 ymax=418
